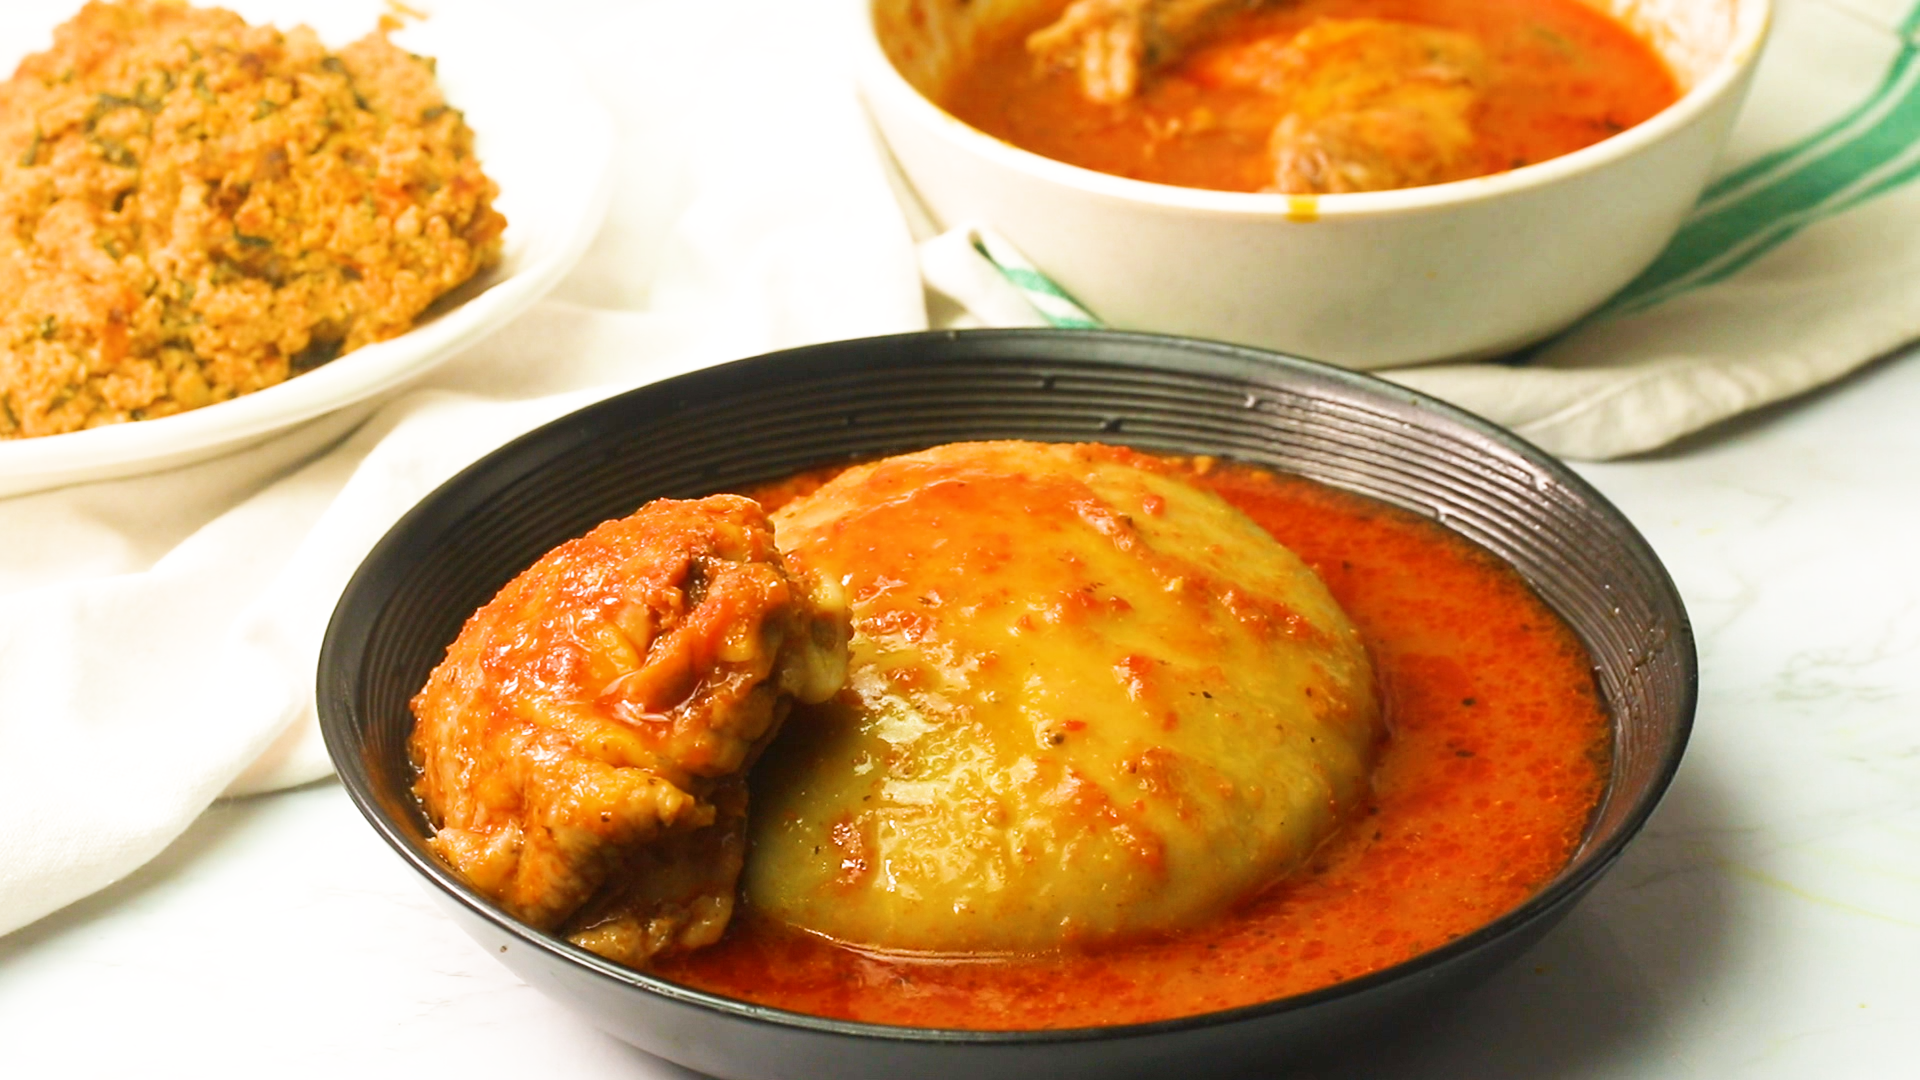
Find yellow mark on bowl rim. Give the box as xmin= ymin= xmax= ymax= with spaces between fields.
xmin=1287 ymin=195 xmax=1319 ymax=223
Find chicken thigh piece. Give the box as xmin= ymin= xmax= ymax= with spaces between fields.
xmin=409 ymin=495 xmax=847 ymax=967
xmin=1028 ymin=0 xmax=1258 ymax=103
xmin=1258 ymin=19 xmax=1488 ymax=193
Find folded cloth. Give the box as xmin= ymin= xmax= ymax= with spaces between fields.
xmin=920 ymin=0 xmax=1920 ymax=460
xmin=0 ymin=0 xmax=924 ymax=938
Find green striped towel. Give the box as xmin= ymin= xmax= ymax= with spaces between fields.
xmin=918 ymin=0 xmax=1920 ymax=460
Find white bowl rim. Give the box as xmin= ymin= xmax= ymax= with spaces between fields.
xmin=855 ymin=0 xmax=1775 ymax=221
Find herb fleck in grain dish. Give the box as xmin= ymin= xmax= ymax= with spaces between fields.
xmin=0 ymin=0 xmax=506 ymax=440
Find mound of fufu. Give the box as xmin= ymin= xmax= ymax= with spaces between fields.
xmin=744 ymin=442 xmax=1383 ymax=954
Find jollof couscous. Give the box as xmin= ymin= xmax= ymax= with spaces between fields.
xmin=0 ymin=0 xmax=506 ymax=439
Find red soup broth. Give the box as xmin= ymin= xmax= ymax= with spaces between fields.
xmin=657 ymin=456 xmax=1609 ymax=1030
xmin=940 ymin=0 xmax=1682 ymax=193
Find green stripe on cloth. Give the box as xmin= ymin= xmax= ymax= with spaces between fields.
xmin=1695 ymin=2 xmax=1920 ymax=209
xmin=1606 ymin=1 xmax=1920 ymax=315
xmin=1828 ymin=138 xmax=1920 ymax=214
xmin=972 ymin=231 xmax=1104 ymax=329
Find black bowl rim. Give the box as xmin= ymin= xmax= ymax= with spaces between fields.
xmin=319 ymin=327 xmax=1698 ymax=1048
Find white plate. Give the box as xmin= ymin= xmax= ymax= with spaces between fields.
xmin=0 ymin=0 xmax=613 ymax=497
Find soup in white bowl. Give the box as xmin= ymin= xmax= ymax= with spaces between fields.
xmin=856 ymin=0 xmax=1770 ymax=368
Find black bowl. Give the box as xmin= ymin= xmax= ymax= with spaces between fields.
xmin=318 ymin=330 xmax=1695 ymax=1080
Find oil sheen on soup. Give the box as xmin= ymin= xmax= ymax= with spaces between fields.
xmin=940 ymin=0 xmax=1682 ymax=194
xmin=650 ymin=451 xmax=1611 ymax=1030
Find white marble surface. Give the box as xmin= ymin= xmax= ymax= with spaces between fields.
xmin=4 ymin=344 xmax=1915 ymax=1078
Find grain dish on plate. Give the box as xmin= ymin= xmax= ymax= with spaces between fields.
xmin=0 ymin=0 xmax=505 ymax=440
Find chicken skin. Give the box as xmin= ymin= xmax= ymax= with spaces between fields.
xmin=409 ymin=495 xmax=847 ymax=967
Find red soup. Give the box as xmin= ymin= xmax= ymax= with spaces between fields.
xmin=939 ymin=0 xmax=1681 ymax=193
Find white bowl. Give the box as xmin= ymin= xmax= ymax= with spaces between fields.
xmin=855 ymin=0 xmax=1772 ymax=369
xmin=0 ymin=0 xmax=612 ymax=497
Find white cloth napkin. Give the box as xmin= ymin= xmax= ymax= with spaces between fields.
xmin=0 ymin=0 xmax=924 ymax=937
xmin=921 ymin=0 xmax=1920 ymax=459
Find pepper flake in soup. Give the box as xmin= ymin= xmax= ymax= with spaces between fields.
xmin=0 ymin=1 xmax=506 ymax=439
xmin=940 ymin=0 xmax=1683 ymax=193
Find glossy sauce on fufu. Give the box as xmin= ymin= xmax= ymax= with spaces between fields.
xmin=744 ymin=442 xmax=1382 ymax=954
